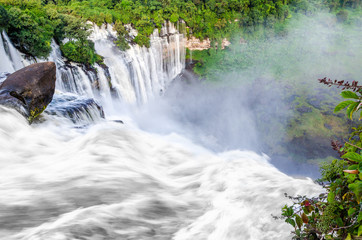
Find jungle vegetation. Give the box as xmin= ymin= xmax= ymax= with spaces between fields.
xmin=0 ymin=0 xmax=359 ymax=65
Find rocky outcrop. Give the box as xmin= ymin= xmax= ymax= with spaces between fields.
xmin=0 ymin=62 xmax=56 ymax=122
xmin=186 ymin=37 xmax=231 ymax=50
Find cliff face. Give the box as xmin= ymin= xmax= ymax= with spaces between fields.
xmin=186 ymin=37 xmax=231 ymax=50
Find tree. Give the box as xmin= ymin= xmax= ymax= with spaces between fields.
xmin=6 ymin=7 xmax=53 ymax=58
xmin=59 ymin=15 xmax=100 ymax=65
xmin=0 ymin=5 xmax=9 ymax=28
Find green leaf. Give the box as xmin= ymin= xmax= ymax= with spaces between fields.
xmin=295 ymin=215 xmax=303 ymax=229
xmin=336 ymin=217 xmax=343 ymax=227
xmin=349 ymin=164 xmax=359 ymax=170
xmin=342 ymin=152 xmax=362 ymax=163
xmin=302 ymin=206 xmax=310 ymax=215
xmin=347 ymin=173 xmax=357 ymax=182
xmin=346 ymin=233 xmax=352 ymax=240
xmin=346 ymin=101 xmax=359 ymax=119
xmin=341 ymin=91 xmax=359 ymax=99
xmin=348 ymin=181 xmax=362 ymax=203
xmin=358 ymin=225 xmax=362 ymax=237
xmin=348 ymin=208 xmax=356 ymax=216
xmin=285 ymin=218 xmax=296 ymax=228
xmin=334 ymin=100 xmax=355 ymax=113
xmin=327 ymin=191 xmax=335 ymax=202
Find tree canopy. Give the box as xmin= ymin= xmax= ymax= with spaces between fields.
xmin=0 ymin=0 xmax=359 ymax=64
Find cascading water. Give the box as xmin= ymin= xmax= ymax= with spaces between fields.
xmin=90 ymin=22 xmax=185 ymax=104
xmin=0 ymin=31 xmax=31 ymax=73
xmin=0 ymin=106 xmax=321 ymax=240
xmin=0 ymin=22 xmax=321 ymax=240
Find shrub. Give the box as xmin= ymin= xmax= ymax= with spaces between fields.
xmin=281 ymin=78 xmax=362 ymax=240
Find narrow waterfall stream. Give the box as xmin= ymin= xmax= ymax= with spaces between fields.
xmin=0 ymin=23 xmax=321 ymax=240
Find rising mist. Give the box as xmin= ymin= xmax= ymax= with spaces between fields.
xmin=130 ymin=12 xmax=362 ymax=178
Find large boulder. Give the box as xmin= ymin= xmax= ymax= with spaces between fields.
xmin=0 ymin=62 xmax=56 ymax=122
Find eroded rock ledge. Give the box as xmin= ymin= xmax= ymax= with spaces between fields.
xmin=186 ymin=37 xmax=231 ymax=50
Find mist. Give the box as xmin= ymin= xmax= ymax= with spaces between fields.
xmin=129 ymin=12 xmax=362 ymax=178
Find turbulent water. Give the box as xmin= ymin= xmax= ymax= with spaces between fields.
xmin=0 ymin=23 xmax=322 ymax=240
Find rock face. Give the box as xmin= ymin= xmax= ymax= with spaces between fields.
xmin=0 ymin=62 xmax=56 ymax=122
xmin=186 ymin=37 xmax=231 ymax=50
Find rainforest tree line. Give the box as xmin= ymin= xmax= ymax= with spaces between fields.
xmin=0 ymin=0 xmax=360 ymax=64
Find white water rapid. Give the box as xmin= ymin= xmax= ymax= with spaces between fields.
xmin=0 ymin=23 xmax=321 ymax=240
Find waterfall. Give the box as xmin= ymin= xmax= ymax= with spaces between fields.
xmin=90 ymin=22 xmax=186 ymax=104
xmin=0 ymin=31 xmax=31 ymax=73
xmin=0 ymin=22 xmax=186 ymax=124
xmin=0 ymin=32 xmax=15 ymax=73
xmin=0 ymin=22 xmax=185 ymax=107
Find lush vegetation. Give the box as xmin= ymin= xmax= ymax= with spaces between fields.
xmin=190 ymin=6 xmax=361 ymax=81
xmin=0 ymin=0 xmax=102 ymax=65
xmin=282 ymin=79 xmax=362 ymax=239
xmin=0 ymin=0 xmax=334 ymax=64
xmin=0 ymin=0 xmax=359 ymax=65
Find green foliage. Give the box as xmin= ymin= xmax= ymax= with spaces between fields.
xmin=114 ymin=20 xmax=130 ymax=50
xmin=58 ymin=14 xmax=100 ymax=64
xmin=5 ymin=6 xmax=53 ymax=58
xmin=334 ymin=90 xmax=362 ymax=120
xmin=282 ymin=83 xmax=362 ymax=239
xmin=0 ymin=0 xmax=360 ymax=62
xmin=45 ymin=0 xmax=298 ymax=49
xmin=0 ymin=5 xmax=8 ymax=28
xmin=0 ymin=0 xmax=100 ymax=64
xmin=337 ymin=9 xmax=349 ymax=22
xmin=60 ymin=40 xmax=101 ymax=65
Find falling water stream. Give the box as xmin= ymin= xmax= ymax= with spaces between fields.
xmin=0 ymin=23 xmax=321 ymax=240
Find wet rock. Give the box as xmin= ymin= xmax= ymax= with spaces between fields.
xmin=45 ymin=93 xmax=105 ymax=125
xmin=296 ymin=106 xmax=312 ymax=113
xmin=112 ymin=120 xmax=124 ymax=124
xmin=307 ymin=98 xmax=322 ymax=109
xmin=0 ymin=62 xmax=56 ymax=122
xmin=324 ymin=110 xmax=333 ymax=115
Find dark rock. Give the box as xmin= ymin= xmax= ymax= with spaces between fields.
xmin=337 ymin=113 xmax=345 ymax=118
xmin=324 ymin=123 xmax=332 ymax=130
xmin=307 ymin=98 xmax=322 ymax=109
xmin=296 ymin=106 xmax=312 ymax=113
xmin=45 ymin=93 xmax=105 ymax=124
xmin=286 ymin=136 xmax=338 ymax=160
xmin=113 ymin=120 xmax=124 ymax=124
xmin=324 ymin=110 xmax=333 ymax=115
xmin=0 ymin=62 xmax=56 ymax=122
